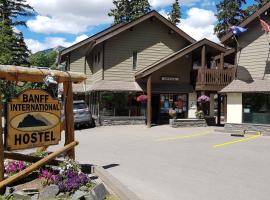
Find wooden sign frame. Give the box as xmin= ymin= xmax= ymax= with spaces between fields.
xmin=0 ymin=65 xmax=87 ymax=190
xmin=6 ymin=89 xmax=61 ymax=151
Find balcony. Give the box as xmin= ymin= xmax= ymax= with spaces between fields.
xmin=193 ymin=66 xmax=236 ymax=91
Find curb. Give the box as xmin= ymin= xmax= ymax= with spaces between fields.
xmin=92 ymin=166 xmax=141 ymax=200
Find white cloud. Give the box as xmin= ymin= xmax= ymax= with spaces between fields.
xmin=26 ymin=0 xmax=113 ymax=34
xmin=178 ymin=7 xmax=219 ymax=42
xmin=150 ymin=0 xmax=199 ymax=8
xmin=25 ymin=34 xmax=88 ymax=53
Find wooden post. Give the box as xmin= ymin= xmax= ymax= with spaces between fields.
xmin=220 ymin=52 xmax=224 ymax=69
xmin=201 ymin=45 xmax=206 ymax=68
xmin=63 ymin=80 xmax=75 ymax=159
xmin=147 ymin=75 xmax=152 ymax=128
xmin=223 ymin=95 xmax=227 ymax=123
xmin=0 ymin=90 xmax=4 ymax=193
xmin=217 ymin=94 xmax=221 ymax=126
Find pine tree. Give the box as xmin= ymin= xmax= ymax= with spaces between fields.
xmin=245 ymin=0 xmax=269 ymax=15
xmin=12 ymin=32 xmax=30 ymax=66
xmin=108 ymin=0 xmax=151 ymax=24
xmin=129 ymin=0 xmax=151 ymax=21
xmin=0 ymin=0 xmax=33 ymax=65
xmin=0 ymin=0 xmax=34 ymax=26
xmin=214 ymin=0 xmax=248 ymax=39
xmin=0 ymin=19 xmax=16 ymax=64
xmin=169 ymin=0 xmax=181 ymax=25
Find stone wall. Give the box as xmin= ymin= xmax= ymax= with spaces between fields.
xmin=225 ymin=123 xmax=270 ymax=136
xmin=170 ymin=119 xmax=207 ymax=128
xmin=98 ymin=116 xmax=146 ymax=126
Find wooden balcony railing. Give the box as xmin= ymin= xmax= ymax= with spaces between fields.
xmin=196 ymin=66 xmax=236 ymax=88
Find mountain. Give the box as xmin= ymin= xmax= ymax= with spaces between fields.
xmin=38 ymin=46 xmax=65 ymax=54
xmin=18 ymin=114 xmax=48 ymax=128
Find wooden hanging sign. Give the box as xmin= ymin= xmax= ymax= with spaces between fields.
xmin=7 ymin=89 xmax=61 ymax=150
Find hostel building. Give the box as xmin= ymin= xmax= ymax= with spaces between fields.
xmin=59 ymin=11 xmax=235 ymax=126
xmin=220 ymin=2 xmax=270 ymax=132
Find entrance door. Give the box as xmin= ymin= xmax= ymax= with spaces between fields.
xmin=152 ymin=95 xmax=160 ymax=125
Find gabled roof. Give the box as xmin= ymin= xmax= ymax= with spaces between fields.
xmin=59 ymin=11 xmax=196 ymax=63
xmin=220 ymin=2 xmax=270 ymax=44
xmin=135 ymin=38 xmax=227 ymax=79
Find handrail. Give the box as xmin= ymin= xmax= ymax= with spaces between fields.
xmin=196 ymin=66 xmax=236 ymax=86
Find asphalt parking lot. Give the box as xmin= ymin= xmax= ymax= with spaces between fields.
xmin=56 ymin=125 xmax=270 ymax=200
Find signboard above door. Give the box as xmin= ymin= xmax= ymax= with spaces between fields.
xmin=7 ymin=89 xmax=61 ymax=150
xmin=160 ymin=76 xmax=179 ymax=81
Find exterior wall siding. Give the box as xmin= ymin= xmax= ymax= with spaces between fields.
xmin=104 ymin=20 xmax=190 ymax=82
xmin=237 ymin=16 xmax=270 ymax=80
xmin=227 ymin=93 xmax=242 ymax=124
xmin=69 ymin=48 xmax=94 ymax=85
xmin=151 ymin=56 xmax=192 ymax=84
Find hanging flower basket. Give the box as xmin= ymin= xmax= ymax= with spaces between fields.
xmin=197 ymin=95 xmax=210 ymax=103
xmin=136 ymin=95 xmax=147 ymax=103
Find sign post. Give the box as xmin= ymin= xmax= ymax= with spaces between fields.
xmin=0 ymin=65 xmax=86 ymax=188
xmin=7 ymin=89 xmax=61 ymax=151
xmin=0 ymin=89 xmax=4 ymax=189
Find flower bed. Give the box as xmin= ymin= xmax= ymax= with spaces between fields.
xmin=2 ymin=155 xmax=113 ymax=200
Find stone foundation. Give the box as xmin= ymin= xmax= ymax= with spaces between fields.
xmin=225 ymin=123 xmax=270 ymax=136
xmin=170 ymin=118 xmax=207 ymax=128
xmin=98 ymin=116 xmax=146 ymax=126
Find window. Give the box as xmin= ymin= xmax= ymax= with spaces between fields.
xmin=133 ymin=51 xmax=138 ymax=70
xmin=99 ymin=92 xmax=145 ymax=117
xmin=243 ymin=93 xmax=270 ymax=124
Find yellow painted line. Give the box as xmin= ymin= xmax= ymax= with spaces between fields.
xmin=214 ymin=132 xmax=262 ymax=148
xmin=156 ymin=131 xmax=212 ymax=142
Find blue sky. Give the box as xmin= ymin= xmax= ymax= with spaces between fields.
xmin=21 ymin=0 xmax=256 ymax=53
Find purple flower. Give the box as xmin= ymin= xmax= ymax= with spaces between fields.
xmin=198 ymin=95 xmax=210 ymax=102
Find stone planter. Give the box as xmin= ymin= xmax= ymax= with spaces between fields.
xmin=170 ymin=118 xmax=207 ymax=128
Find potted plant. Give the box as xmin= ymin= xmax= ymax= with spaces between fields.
xmin=195 ymin=110 xmax=204 ymax=119
xmin=169 ymin=108 xmax=177 ymax=125
xmin=197 ymin=95 xmax=210 ymax=116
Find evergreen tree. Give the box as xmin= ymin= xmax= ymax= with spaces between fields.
xmin=0 ymin=0 xmax=34 ymax=26
xmin=168 ymin=0 xmax=181 ymax=25
xmin=29 ymin=51 xmax=57 ymax=68
xmin=214 ymin=0 xmax=248 ymax=39
xmin=108 ymin=0 xmax=151 ymax=24
xmin=0 ymin=19 xmax=16 ymax=64
xmin=12 ymin=32 xmax=30 ymax=66
xmin=245 ymin=0 xmax=269 ymax=15
xmin=0 ymin=0 xmax=33 ymax=66
xmin=129 ymin=0 xmax=151 ymax=21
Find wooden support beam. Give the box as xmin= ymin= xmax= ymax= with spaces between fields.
xmin=0 ymin=90 xmax=4 ymax=193
xmin=223 ymin=95 xmax=227 ymax=123
xmin=220 ymin=52 xmax=224 ymax=69
xmin=147 ymin=75 xmax=152 ymax=128
xmin=201 ymin=45 xmax=206 ymax=68
xmin=63 ymin=80 xmax=75 ymax=159
xmin=0 ymin=65 xmax=86 ymax=83
xmin=0 ymin=141 xmax=79 ymax=189
xmin=217 ymin=94 xmax=222 ymax=126
xmin=4 ymin=152 xmax=62 ymax=166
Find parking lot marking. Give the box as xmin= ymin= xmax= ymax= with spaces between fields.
xmin=156 ymin=131 xmax=212 ymax=142
xmin=214 ymin=132 xmax=262 ymax=148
